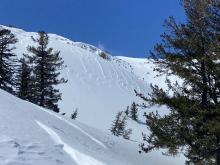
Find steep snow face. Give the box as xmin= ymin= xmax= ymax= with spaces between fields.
xmin=2 ymin=25 xmax=150 ymax=132
xmin=0 ymin=89 xmax=185 ymax=165
xmin=0 ymin=26 xmax=186 ymax=164
xmin=117 ymin=56 xmax=180 ymax=89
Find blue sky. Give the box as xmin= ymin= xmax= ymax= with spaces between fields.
xmin=0 ymin=0 xmax=185 ymax=58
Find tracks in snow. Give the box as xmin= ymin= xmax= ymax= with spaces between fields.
xmin=34 ymin=105 xmax=107 ymax=149
xmin=36 ymin=120 xmax=106 ymax=165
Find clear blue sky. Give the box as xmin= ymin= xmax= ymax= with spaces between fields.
xmin=0 ymin=0 xmax=185 ymax=58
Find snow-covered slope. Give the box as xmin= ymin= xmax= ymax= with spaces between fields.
xmin=0 ymin=25 xmax=185 ymax=164
xmin=117 ymin=57 xmax=161 ymax=83
xmin=3 ymin=25 xmax=149 ymax=132
xmin=117 ymin=56 xmax=179 ymax=89
xmin=0 ymin=89 xmax=184 ymax=165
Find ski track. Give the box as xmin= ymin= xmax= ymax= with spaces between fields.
xmin=80 ymin=56 xmax=88 ymax=74
xmin=109 ymin=62 xmax=117 ymax=79
xmin=112 ymin=63 xmax=120 ymax=79
xmin=94 ymin=57 xmax=106 ymax=79
xmin=70 ymin=46 xmax=88 ymax=74
xmin=110 ymin=63 xmax=123 ymax=90
xmin=36 ymin=120 xmax=106 ymax=165
xmin=120 ymin=70 xmax=129 ymax=88
xmin=35 ymin=105 xmax=107 ymax=149
xmin=121 ymin=70 xmax=136 ymax=91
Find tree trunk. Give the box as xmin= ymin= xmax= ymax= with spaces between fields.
xmin=217 ymin=152 xmax=220 ymax=165
xmin=201 ymin=61 xmax=208 ymax=106
xmin=216 ymin=136 xmax=220 ymax=165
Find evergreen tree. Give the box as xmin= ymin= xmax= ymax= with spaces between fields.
xmin=125 ymin=106 xmax=129 ymax=116
xmin=71 ymin=109 xmax=78 ymax=120
xmin=111 ymin=111 xmax=133 ymax=140
xmin=61 ymin=112 xmax=66 ymax=116
xmin=26 ymin=31 xmax=67 ymax=113
xmin=123 ymin=128 xmax=132 ymax=140
xmin=16 ymin=57 xmax=33 ymax=101
xmin=130 ymin=102 xmax=138 ymax=121
xmin=136 ymin=0 xmax=220 ymax=164
xmin=0 ymin=28 xmax=18 ymax=93
xmin=111 ymin=111 xmax=127 ymax=136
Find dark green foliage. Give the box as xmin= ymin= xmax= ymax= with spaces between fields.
xmin=71 ymin=109 xmax=78 ymax=120
xmin=26 ymin=31 xmax=67 ymax=113
xmin=16 ymin=57 xmax=34 ymax=101
xmin=111 ymin=111 xmax=132 ymax=140
xmin=137 ymin=0 xmax=220 ymax=164
xmin=111 ymin=111 xmax=127 ymax=136
xmin=130 ymin=102 xmax=138 ymax=121
xmin=125 ymin=106 xmax=129 ymax=116
xmin=99 ymin=52 xmax=110 ymax=60
xmin=123 ymin=128 xmax=132 ymax=140
xmin=0 ymin=28 xmax=18 ymax=93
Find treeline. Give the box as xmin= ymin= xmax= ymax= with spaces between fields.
xmin=0 ymin=28 xmax=66 ymax=112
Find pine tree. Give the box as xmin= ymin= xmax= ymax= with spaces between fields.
xmin=71 ymin=109 xmax=78 ymax=119
xmin=136 ymin=0 xmax=220 ymax=164
xmin=16 ymin=57 xmax=33 ymax=101
xmin=26 ymin=31 xmax=67 ymax=112
xmin=111 ymin=111 xmax=133 ymax=140
xmin=125 ymin=106 xmax=129 ymax=116
xmin=130 ymin=102 xmax=138 ymax=121
xmin=123 ymin=128 xmax=132 ymax=140
xmin=111 ymin=111 xmax=126 ymax=136
xmin=0 ymin=28 xmax=18 ymax=93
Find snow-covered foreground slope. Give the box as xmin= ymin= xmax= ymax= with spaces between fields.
xmin=0 ymin=90 xmax=184 ymax=165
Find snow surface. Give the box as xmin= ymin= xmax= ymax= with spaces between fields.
xmin=0 ymin=25 xmax=185 ymax=164
xmin=0 ymin=90 xmax=184 ymax=165
xmin=36 ymin=120 xmax=106 ymax=165
xmin=4 ymin=25 xmax=149 ymax=132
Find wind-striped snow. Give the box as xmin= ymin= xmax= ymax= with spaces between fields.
xmin=0 ymin=25 xmax=185 ymax=164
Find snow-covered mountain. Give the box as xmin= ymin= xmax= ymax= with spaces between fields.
xmin=0 ymin=25 xmax=185 ymax=164
xmin=5 ymin=25 xmax=153 ymax=133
